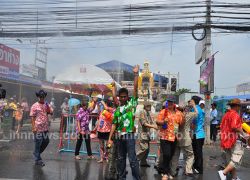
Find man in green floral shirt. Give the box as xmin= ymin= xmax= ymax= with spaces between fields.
xmin=108 ymin=65 xmax=141 ymax=180
xmin=113 ymin=96 xmax=138 ymax=135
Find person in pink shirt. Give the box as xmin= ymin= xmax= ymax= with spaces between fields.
xmin=95 ymin=100 xmax=114 ymax=163
xmin=30 ymin=90 xmax=53 ymax=167
xmin=75 ymin=101 xmax=96 ymax=160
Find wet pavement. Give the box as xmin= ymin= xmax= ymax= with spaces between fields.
xmin=0 ymin=120 xmax=250 ymax=180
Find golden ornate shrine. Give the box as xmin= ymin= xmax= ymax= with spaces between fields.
xmin=138 ymin=61 xmax=154 ymax=100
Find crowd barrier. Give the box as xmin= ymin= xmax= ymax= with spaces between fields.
xmin=58 ymin=113 xmax=158 ymax=161
xmin=58 ymin=114 xmax=100 ymax=155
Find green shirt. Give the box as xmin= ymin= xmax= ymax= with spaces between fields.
xmin=112 ymin=96 xmax=138 ymax=134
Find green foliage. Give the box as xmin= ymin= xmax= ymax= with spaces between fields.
xmin=174 ymin=88 xmax=191 ymax=96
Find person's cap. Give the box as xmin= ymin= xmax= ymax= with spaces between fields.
xmin=227 ymin=98 xmax=241 ymax=106
xmin=247 ymin=105 xmax=250 ymax=110
xmin=166 ymin=97 xmax=176 ymax=103
xmin=199 ymin=100 xmax=205 ymax=105
xmin=36 ymin=89 xmax=47 ymax=98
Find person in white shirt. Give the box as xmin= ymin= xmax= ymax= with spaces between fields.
xmin=210 ymin=103 xmax=219 ymax=144
xmin=61 ymin=97 xmax=69 ymax=132
xmin=50 ymin=98 xmax=56 ymax=121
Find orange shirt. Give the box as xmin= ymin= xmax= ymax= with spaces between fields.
xmin=15 ymin=109 xmax=23 ymax=121
xmin=157 ymin=109 xmax=183 ymax=142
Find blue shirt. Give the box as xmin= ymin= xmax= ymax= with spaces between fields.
xmin=210 ymin=109 xmax=219 ymax=125
xmin=242 ymin=113 xmax=250 ymax=122
xmin=193 ymin=105 xmax=205 ymax=139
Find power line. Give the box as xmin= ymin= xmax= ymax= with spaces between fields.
xmin=0 ymin=0 xmax=249 ymax=38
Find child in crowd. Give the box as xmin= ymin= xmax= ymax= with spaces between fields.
xmin=14 ymin=103 xmax=23 ymax=134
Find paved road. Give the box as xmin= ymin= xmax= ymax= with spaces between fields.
xmin=0 ymin=120 xmax=250 ymax=180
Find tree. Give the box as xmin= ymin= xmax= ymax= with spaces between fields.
xmin=174 ymin=88 xmax=191 ymax=96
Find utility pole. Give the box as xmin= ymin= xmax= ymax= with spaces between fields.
xmin=204 ymin=0 xmax=212 ymax=145
xmin=168 ymin=72 xmax=171 ymax=94
xmin=52 ymin=76 xmax=55 ymax=99
xmin=177 ymin=72 xmax=180 ymax=90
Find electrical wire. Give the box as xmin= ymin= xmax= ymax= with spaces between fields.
xmin=0 ymin=0 xmax=249 ymax=37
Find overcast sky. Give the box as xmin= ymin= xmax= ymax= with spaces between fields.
xmin=1 ymin=0 xmax=250 ymax=96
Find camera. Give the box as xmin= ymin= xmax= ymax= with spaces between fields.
xmin=0 ymin=84 xmax=6 ymax=99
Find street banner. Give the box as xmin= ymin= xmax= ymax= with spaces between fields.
xmin=199 ymin=55 xmax=214 ymax=94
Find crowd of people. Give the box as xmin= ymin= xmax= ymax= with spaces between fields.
xmin=0 ymin=96 xmax=30 ymax=134
xmin=4 ymin=65 xmax=249 ymax=180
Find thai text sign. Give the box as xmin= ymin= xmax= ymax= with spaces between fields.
xmin=0 ymin=43 xmax=20 ymax=79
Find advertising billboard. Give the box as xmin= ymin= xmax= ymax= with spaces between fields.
xmin=171 ymin=78 xmax=177 ymax=92
xmin=21 ymin=64 xmax=39 ymax=77
xmin=0 ymin=43 xmax=20 ymax=79
xmin=236 ymin=82 xmax=250 ymax=93
xmin=200 ymin=55 xmax=214 ymax=94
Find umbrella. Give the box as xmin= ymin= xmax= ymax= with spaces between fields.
xmin=68 ymin=98 xmax=81 ymax=107
xmin=54 ymin=64 xmax=114 ymax=85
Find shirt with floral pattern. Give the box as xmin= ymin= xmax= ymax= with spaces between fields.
xmin=30 ymin=102 xmax=49 ymax=132
xmin=76 ymin=108 xmax=91 ymax=134
xmin=157 ymin=109 xmax=183 ymax=142
xmin=0 ymin=99 xmax=7 ymax=112
xmin=97 ymin=108 xmax=114 ymax=133
xmin=112 ymin=97 xmax=138 ymax=135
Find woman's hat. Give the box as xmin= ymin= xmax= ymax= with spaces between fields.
xmin=227 ymin=98 xmax=241 ymax=106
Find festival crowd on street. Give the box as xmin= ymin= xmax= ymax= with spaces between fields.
xmin=0 ymin=65 xmax=250 ymax=180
